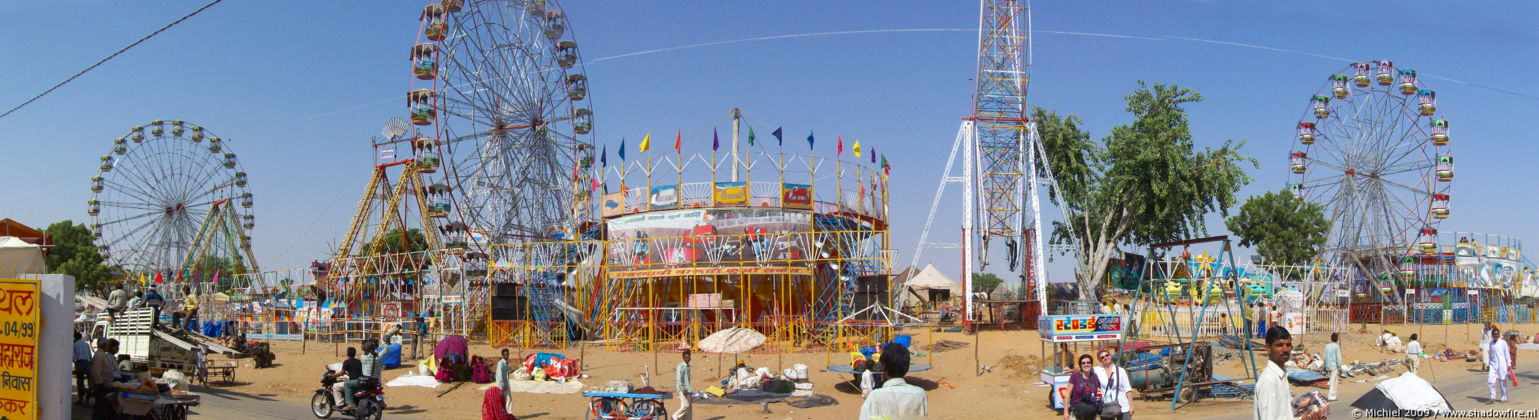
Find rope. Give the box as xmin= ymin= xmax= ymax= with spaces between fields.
xmin=0 ymin=0 xmax=225 ymax=121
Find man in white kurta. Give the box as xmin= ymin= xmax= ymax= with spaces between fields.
xmin=1488 ymin=330 xmax=1512 ymax=403
xmin=1479 ymin=323 xmax=1493 ymax=372
xmin=1255 ymin=326 xmax=1295 ymax=420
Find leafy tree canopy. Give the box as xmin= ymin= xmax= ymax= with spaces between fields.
xmin=972 ymin=272 xmax=1004 ymax=295
xmin=371 ymin=228 xmax=429 ymax=255
xmin=1225 ymin=189 xmax=1330 ymax=267
xmin=44 ymin=220 xmax=116 ymax=292
xmin=1041 ymin=82 xmax=1256 ymax=300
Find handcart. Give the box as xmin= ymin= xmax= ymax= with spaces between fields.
xmin=581 ymin=391 xmax=669 ymax=420
xmin=117 ymin=390 xmax=200 ymax=420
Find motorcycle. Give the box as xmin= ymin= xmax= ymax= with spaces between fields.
xmin=311 ymin=368 xmax=386 ymax=419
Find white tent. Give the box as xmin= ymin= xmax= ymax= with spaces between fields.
xmin=900 ymin=264 xmax=963 ymax=307
xmin=0 ymin=236 xmax=45 ymax=276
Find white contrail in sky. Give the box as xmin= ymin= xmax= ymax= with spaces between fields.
xmin=246 ymin=26 xmax=1537 ymax=136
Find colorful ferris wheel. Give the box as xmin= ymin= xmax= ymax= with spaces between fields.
xmin=409 ymin=0 xmax=596 ymax=248
xmin=89 ymin=120 xmax=253 ymax=273
xmin=1287 ymin=60 xmax=1453 ymax=296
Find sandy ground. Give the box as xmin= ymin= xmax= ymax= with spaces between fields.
xmin=198 ymin=321 xmax=1531 ymax=419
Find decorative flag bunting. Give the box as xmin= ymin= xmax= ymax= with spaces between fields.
xmin=600 ymin=145 xmax=607 ymax=167
xmin=673 ymin=130 xmax=682 ymax=153
xmin=853 ymin=140 xmax=862 ymax=157
xmin=837 ymin=136 xmax=843 ymax=156
xmin=639 ymin=133 xmax=652 ymax=153
xmin=712 ymin=128 xmax=719 ymax=151
xmin=619 ymin=138 xmax=627 ymax=160
xmin=881 ymin=154 xmax=890 ymax=175
xmin=154 ymin=270 xmax=163 ymax=284
xmin=773 ymin=127 xmax=783 ymax=145
xmin=748 ymin=127 xmax=756 ymax=145
xmin=806 ymin=131 xmax=815 ymax=149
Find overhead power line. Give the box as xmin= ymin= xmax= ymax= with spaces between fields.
xmin=0 ymin=0 xmax=224 ymax=121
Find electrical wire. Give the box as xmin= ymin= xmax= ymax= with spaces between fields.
xmin=0 ymin=0 xmax=224 ymax=121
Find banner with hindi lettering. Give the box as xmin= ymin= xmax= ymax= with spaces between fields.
xmin=0 ymin=279 xmax=38 ymax=420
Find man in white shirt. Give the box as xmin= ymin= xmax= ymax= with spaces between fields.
xmin=496 ymin=348 xmax=513 ymax=413
xmin=859 ymin=343 xmax=928 ymax=420
xmin=1488 ymin=328 xmax=1512 ymax=403
xmin=1255 ymin=326 xmax=1321 ymax=420
xmin=1479 ymin=322 xmax=1493 ymax=372
xmin=673 ymin=349 xmax=693 ymax=420
xmin=105 ymin=283 xmax=129 ymax=318
xmin=1405 ymin=334 xmax=1422 ymax=375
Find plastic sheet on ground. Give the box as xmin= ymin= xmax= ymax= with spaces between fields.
xmin=1517 ymin=343 xmax=1539 ymax=351
xmin=1374 ymin=373 xmax=1452 ymax=413
xmin=691 ymin=389 xmax=792 ymax=405
xmin=785 ymin=394 xmax=840 ymax=408
xmin=697 ymin=327 xmax=767 ymax=354
xmin=387 ymin=372 xmax=442 ymax=388
xmin=476 ymin=379 xmax=585 ymax=395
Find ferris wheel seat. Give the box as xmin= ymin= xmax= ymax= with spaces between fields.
xmin=1332 ymin=88 xmax=1348 ymax=99
xmin=1353 ymin=76 xmax=1371 ymax=87
xmin=1418 ymin=105 xmax=1436 ymax=116
xmin=1399 ymin=83 xmax=1418 ymax=95
xmin=1376 ymin=74 xmax=1394 ymax=85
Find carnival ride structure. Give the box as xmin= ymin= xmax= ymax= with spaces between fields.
xmin=911 ymin=0 xmax=1066 ymax=327
xmin=1120 ymin=236 xmax=1259 ymax=407
xmin=1288 ymin=60 xmax=1453 ymax=306
xmin=90 ymin=120 xmax=259 ymax=290
xmin=487 ymin=109 xmax=893 ymax=351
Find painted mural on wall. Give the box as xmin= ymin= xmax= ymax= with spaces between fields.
xmin=605 ymin=208 xmax=814 ymax=277
xmin=1453 ymin=242 xmax=1528 ymax=290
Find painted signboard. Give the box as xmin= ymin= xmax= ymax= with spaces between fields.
xmin=781 ymin=183 xmax=812 ymax=209
xmin=0 ymin=279 xmax=39 ymax=420
xmin=713 ymin=182 xmax=748 ymax=206
xmin=1036 ymin=314 xmax=1124 ymax=342
xmin=601 ymin=192 xmax=625 ymax=218
xmin=649 ymin=185 xmax=679 ymax=210
xmin=605 ymin=208 xmax=813 ymax=273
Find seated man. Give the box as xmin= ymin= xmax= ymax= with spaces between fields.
xmin=330 ymin=347 xmax=362 ymax=406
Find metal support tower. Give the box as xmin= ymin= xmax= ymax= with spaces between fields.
xmin=910 ymin=0 xmax=1054 ymax=325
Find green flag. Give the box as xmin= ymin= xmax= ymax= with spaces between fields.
xmin=748 ymin=126 xmax=756 ymax=145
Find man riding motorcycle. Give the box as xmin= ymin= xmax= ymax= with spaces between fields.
xmin=330 ymin=347 xmax=363 ymax=406
xmin=342 ymin=339 xmax=385 ymax=411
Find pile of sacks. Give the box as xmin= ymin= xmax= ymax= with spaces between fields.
xmin=718 ymin=362 xmax=812 ymax=397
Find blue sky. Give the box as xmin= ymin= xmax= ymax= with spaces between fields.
xmin=3 ymin=1 xmax=1537 ymax=286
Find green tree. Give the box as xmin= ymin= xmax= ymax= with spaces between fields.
xmin=370 ymin=228 xmax=429 ymax=254
xmin=43 ymin=220 xmax=116 ymax=292
xmin=1041 ymin=82 xmax=1256 ymax=300
xmin=1225 ymin=189 xmax=1330 ymax=267
xmin=971 ymin=272 xmax=1004 ymax=295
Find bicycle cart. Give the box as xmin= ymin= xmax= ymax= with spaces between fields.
xmin=581 ymin=391 xmax=669 ymax=420
xmin=117 ymin=390 xmax=200 ymax=420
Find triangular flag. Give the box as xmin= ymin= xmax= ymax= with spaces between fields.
xmin=871 ymin=147 xmax=877 ymax=163
xmin=591 ymin=178 xmax=600 ymax=191
xmin=773 ymin=127 xmax=783 ymax=145
xmin=601 ymin=145 xmax=607 ymax=167
xmin=639 ymin=133 xmax=651 ymax=153
xmin=619 ymin=138 xmax=627 ymax=161
xmin=853 ymin=140 xmax=862 ymax=157
xmin=748 ymin=127 xmax=756 ymax=145
xmin=140 ymin=272 xmax=147 ymax=286
xmin=837 ymin=136 xmax=843 ymax=156
xmin=712 ymin=128 xmax=719 ymax=151
xmin=806 ymin=130 xmax=815 ymax=149
xmin=881 ymin=154 xmax=890 ymax=175
xmin=213 ymin=270 xmax=220 ymax=285
xmin=673 ymin=130 xmax=682 ymax=153
xmin=154 ymin=270 xmax=163 ymax=284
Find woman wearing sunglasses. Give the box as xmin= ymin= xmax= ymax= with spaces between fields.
xmin=1063 ymin=354 xmax=1101 ymax=420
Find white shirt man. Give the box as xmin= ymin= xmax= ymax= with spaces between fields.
xmin=859 ymin=344 xmax=927 ymax=420
xmin=1255 ymin=327 xmax=1298 ymax=420
xmin=1405 ymin=338 xmax=1423 ymax=374
xmin=1479 ymin=324 xmax=1493 ymax=371
xmin=1488 ymin=333 xmax=1512 ymax=403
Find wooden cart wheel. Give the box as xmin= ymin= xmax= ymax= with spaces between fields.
xmin=1177 ymin=386 xmax=1199 ymax=403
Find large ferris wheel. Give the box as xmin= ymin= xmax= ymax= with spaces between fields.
xmin=1288 ymin=59 xmax=1454 ymax=299
xmin=89 ymin=120 xmax=254 ymax=273
xmin=410 ymin=0 xmax=596 ymax=248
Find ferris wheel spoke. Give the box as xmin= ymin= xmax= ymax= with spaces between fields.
xmin=111 ymin=156 xmax=174 ymax=204
xmin=100 ymin=200 xmax=167 ymax=212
